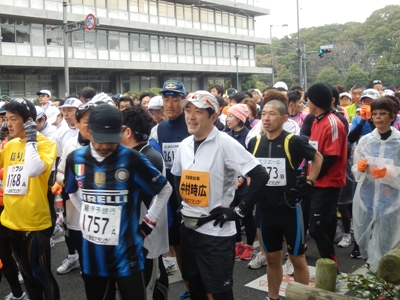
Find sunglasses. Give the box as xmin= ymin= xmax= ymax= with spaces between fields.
xmin=11 ymin=98 xmax=30 ymax=111
xmin=373 ymin=80 xmax=382 ymax=84
xmin=162 ymin=91 xmax=181 ymax=98
xmin=78 ymin=103 xmax=99 ymax=110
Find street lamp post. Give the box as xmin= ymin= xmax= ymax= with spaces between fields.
xmin=234 ymin=54 xmax=240 ymax=90
xmin=270 ymin=24 xmax=287 ymax=86
xmin=63 ymin=1 xmax=69 ymax=97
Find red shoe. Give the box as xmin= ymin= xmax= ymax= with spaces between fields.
xmin=235 ymin=242 xmax=245 ymax=259
xmin=240 ymin=245 xmax=255 ymax=260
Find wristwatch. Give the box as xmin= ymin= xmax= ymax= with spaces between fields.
xmin=306 ymin=179 xmax=316 ymax=186
xmin=234 ymin=206 xmax=246 ymax=218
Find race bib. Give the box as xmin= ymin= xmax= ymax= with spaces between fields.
xmin=162 ymin=142 xmax=180 ymax=169
xmin=80 ymin=203 xmax=122 ymax=246
xmin=258 ymin=158 xmax=287 ymax=186
xmin=5 ymin=164 xmax=28 ymax=195
xmin=180 ymin=170 xmax=210 ymax=206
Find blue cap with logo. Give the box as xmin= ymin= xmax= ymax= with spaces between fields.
xmin=160 ymin=80 xmax=186 ymax=97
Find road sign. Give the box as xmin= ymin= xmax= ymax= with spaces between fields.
xmin=320 ymin=44 xmax=333 ymax=50
xmin=85 ymin=14 xmax=96 ymax=31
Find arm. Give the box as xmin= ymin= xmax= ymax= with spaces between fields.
xmin=317 ymin=155 xmax=338 ymax=178
xmin=348 ymin=122 xmax=365 ymax=144
xmin=308 ymin=151 xmax=323 ymax=181
xmin=25 ymin=142 xmax=46 ymax=177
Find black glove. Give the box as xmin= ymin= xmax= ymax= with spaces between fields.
xmin=210 ymin=207 xmax=241 ymax=228
xmin=140 ymin=221 xmax=153 ymax=238
xmin=295 ymin=175 xmax=314 ymax=199
xmin=0 ymin=121 xmax=8 ymax=140
xmin=23 ymin=120 xmax=37 ymax=142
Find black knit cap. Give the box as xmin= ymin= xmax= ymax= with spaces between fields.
xmin=307 ymin=83 xmax=332 ymax=111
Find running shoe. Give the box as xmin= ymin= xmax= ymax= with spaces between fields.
xmin=52 ymin=224 xmax=64 ymax=240
xmin=162 ymin=257 xmax=177 ymax=274
xmin=247 ymin=251 xmax=267 ymax=269
xmin=284 ymin=258 xmax=294 ymax=276
xmin=240 ymin=245 xmax=255 ymax=260
xmin=235 ymin=241 xmax=245 ymax=259
xmin=4 ymin=292 xmax=28 ymax=300
xmin=350 ymin=243 xmax=362 ymax=259
xmin=338 ymin=233 xmax=352 ymax=248
xmin=178 ymin=290 xmax=191 ymax=300
xmin=57 ymin=255 xmax=80 ymax=274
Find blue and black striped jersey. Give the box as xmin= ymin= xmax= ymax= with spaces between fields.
xmin=65 ymin=144 xmax=166 ymax=277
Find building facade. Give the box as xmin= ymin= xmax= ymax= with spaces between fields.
xmin=0 ymin=0 xmax=270 ymax=98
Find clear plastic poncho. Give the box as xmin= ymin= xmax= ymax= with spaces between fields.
xmin=352 ymin=127 xmax=400 ymax=271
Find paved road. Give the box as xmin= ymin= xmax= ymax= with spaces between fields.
xmin=0 ymin=229 xmax=362 ymax=300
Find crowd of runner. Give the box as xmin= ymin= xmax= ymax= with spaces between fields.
xmin=0 ymin=79 xmax=399 ymax=300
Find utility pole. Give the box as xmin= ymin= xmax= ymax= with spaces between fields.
xmin=303 ymin=44 xmax=307 ymax=90
xmin=63 ymin=1 xmax=69 ymax=97
xmin=297 ymin=0 xmax=303 ymax=88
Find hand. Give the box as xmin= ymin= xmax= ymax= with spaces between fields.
xmin=0 ymin=121 xmax=8 ymax=140
xmin=360 ymin=105 xmax=371 ymax=121
xmin=140 ymin=221 xmax=153 ymax=238
xmin=296 ymin=182 xmax=314 ymax=200
xmin=210 ymin=207 xmax=241 ymax=228
xmin=23 ymin=120 xmax=37 ymax=142
xmin=358 ymin=159 xmax=368 ymax=172
xmin=51 ymin=182 xmax=63 ymax=195
xmin=370 ymin=167 xmax=386 ymax=179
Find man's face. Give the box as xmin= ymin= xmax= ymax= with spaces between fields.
xmin=373 ymin=84 xmax=383 ymax=94
xmin=141 ymin=96 xmax=151 ymax=110
xmin=38 ymin=93 xmax=50 ymax=105
xmin=90 ymin=140 xmax=118 ymax=157
xmin=149 ymin=109 xmax=165 ymax=124
xmin=36 ymin=118 xmax=45 ymax=132
xmin=340 ymin=96 xmax=352 ymax=107
xmin=252 ymin=91 xmax=260 ymax=102
xmin=351 ymin=88 xmax=363 ymax=105
xmin=261 ymin=104 xmax=287 ymax=134
xmin=5 ymin=111 xmax=25 ymax=139
xmin=61 ymin=107 xmax=77 ymax=127
xmin=210 ymin=88 xmax=219 ymax=96
xmin=75 ymin=111 xmax=91 ymax=140
xmin=118 ymin=100 xmax=131 ymax=111
xmin=184 ymin=103 xmax=216 ymax=140
xmin=361 ymin=97 xmax=373 ymax=106
xmin=291 ymin=99 xmax=304 ymax=113
xmin=163 ymin=94 xmax=183 ymax=120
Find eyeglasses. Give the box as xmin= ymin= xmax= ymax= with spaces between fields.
xmin=11 ymin=98 xmax=30 ymax=111
xmin=162 ymin=91 xmax=180 ymax=98
xmin=373 ymin=80 xmax=382 ymax=84
xmin=371 ymin=111 xmax=390 ymax=117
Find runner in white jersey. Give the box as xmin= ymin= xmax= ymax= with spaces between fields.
xmin=171 ymin=91 xmax=269 ymax=300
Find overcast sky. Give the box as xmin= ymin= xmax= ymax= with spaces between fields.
xmin=254 ymin=0 xmax=400 ymax=39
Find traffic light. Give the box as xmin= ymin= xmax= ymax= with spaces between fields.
xmin=318 ymin=48 xmax=332 ymax=58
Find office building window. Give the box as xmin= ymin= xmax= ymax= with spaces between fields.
xmin=32 ymin=24 xmax=44 ymax=46
xmin=150 ymin=35 xmax=158 ymax=53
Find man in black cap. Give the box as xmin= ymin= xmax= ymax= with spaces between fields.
xmin=306 ymin=83 xmax=347 ymax=272
xmin=64 ymin=104 xmax=172 ymax=300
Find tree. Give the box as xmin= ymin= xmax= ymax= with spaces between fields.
xmin=371 ymin=56 xmax=396 ymax=86
xmin=276 ymin=66 xmax=293 ymax=89
xmin=315 ymin=66 xmax=343 ymax=86
xmin=344 ymin=63 xmax=370 ymax=90
xmin=240 ymin=76 xmax=257 ymax=91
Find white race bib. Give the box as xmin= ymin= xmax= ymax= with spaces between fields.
xmin=80 ymin=203 xmax=122 ymax=246
xmin=162 ymin=142 xmax=180 ymax=169
xmin=258 ymin=158 xmax=287 ymax=186
xmin=5 ymin=164 xmax=28 ymax=195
